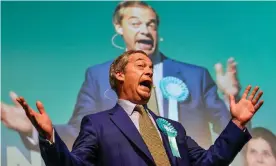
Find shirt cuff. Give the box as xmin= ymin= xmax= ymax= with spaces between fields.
xmin=47 ymin=128 xmax=55 ymax=145
xmin=38 ymin=128 xmax=55 ymax=145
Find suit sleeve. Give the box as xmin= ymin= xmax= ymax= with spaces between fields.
xmin=178 ymin=121 xmax=251 ymax=166
xmin=19 ymin=67 xmax=100 ymax=151
xmin=40 ymin=115 xmax=99 ymax=166
xmin=202 ymin=68 xmax=231 ymax=133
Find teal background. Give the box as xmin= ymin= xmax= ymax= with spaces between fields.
xmin=1 ymin=1 xmax=276 ymax=166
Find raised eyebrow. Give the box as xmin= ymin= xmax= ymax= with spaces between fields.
xmin=128 ymin=16 xmax=140 ymax=20
xmin=249 ymin=148 xmax=257 ymax=152
xmin=135 ymin=58 xmax=147 ymax=62
xmin=147 ymin=19 xmax=157 ymax=24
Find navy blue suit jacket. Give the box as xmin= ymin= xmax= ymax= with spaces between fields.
xmin=68 ymin=55 xmax=231 ymax=148
xmin=22 ymin=55 xmax=231 ymax=151
xmin=40 ymin=104 xmax=250 ymax=166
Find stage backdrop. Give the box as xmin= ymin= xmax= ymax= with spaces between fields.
xmin=1 ymin=1 xmax=276 ymax=166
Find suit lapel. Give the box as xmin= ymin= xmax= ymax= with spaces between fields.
xmin=109 ymin=104 xmax=155 ymax=165
xmin=148 ymin=109 xmax=177 ymax=166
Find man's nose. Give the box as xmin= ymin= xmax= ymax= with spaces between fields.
xmin=145 ymin=68 xmax=153 ymax=78
xmin=256 ymin=154 xmax=264 ymax=163
xmin=139 ymin=24 xmax=150 ymax=35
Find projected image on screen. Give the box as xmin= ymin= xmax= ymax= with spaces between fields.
xmin=1 ymin=1 xmax=275 ymax=166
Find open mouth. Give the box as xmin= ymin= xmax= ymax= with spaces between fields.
xmin=139 ymin=80 xmax=152 ymax=91
xmin=137 ymin=39 xmax=154 ymax=50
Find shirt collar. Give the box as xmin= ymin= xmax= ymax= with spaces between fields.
xmin=118 ymin=99 xmax=150 ymax=116
xmin=118 ymin=99 xmax=137 ymax=116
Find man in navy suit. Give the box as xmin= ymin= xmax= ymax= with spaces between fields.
xmin=1 ymin=1 xmax=241 ymax=151
xmin=17 ymin=50 xmax=263 ymax=166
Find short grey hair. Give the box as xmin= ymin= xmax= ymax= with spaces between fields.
xmin=112 ymin=1 xmax=159 ymax=26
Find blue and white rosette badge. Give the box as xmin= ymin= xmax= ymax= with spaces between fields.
xmin=156 ymin=118 xmax=181 ymax=158
xmin=160 ymin=76 xmax=189 ymax=121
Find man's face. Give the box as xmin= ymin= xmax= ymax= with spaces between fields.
xmin=115 ymin=7 xmax=158 ymax=57
xmin=117 ymin=52 xmax=153 ymax=104
xmin=246 ymin=138 xmax=276 ymax=166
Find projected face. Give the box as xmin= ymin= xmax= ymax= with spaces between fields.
xmin=116 ymin=7 xmax=158 ymax=57
xmin=245 ymin=138 xmax=276 ymax=166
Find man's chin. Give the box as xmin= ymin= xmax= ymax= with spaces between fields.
xmin=140 ymin=95 xmax=151 ymax=104
xmin=135 ymin=47 xmax=155 ymax=56
xmin=136 ymin=88 xmax=151 ymax=102
xmin=138 ymin=98 xmax=150 ymax=105
xmin=135 ymin=93 xmax=149 ymax=103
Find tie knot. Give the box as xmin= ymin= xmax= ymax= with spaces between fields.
xmin=135 ymin=105 xmax=146 ymax=115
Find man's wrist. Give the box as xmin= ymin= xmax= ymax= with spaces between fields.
xmin=39 ymin=128 xmax=55 ymax=145
xmin=46 ymin=133 xmax=54 ymax=143
xmin=47 ymin=129 xmax=55 ymax=144
xmin=232 ymin=118 xmax=246 ymax=130
xmin=38 ymin=126 xmax=54 ymax=143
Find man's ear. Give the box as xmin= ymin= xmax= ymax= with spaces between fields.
xmin=115 ymin=71 xmax=125 ymax=81
xmin=114 ymin=23 xmax=123 ymax=35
